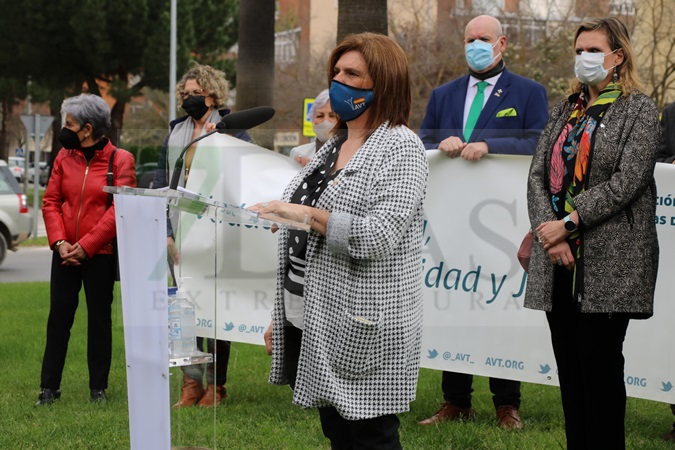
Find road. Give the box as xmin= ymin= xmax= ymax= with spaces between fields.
xmin=0 ymin=246 xmax=51 ymax=282
xmin=0 ymin=207 xmax=50 ymax=283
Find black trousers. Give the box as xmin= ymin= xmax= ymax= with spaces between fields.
xmin=546 ymin=267 xmax=629 ymax=450
xmin=319 ymin=406 xmax=401 ymax=450
xmin=441 ymin=371 xmax=521 ymax=409
xmin=284 ymin=325 xmax=402 ymax=449
xmin=182 ymin=337 xmax=230 ymax=385
xmin=40 ymin=251 xmax=116 ymax=390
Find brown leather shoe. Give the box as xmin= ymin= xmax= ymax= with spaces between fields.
xmin=418 ymin=401 xmax=475 ymax=425
xmin=172 ymin=375 xmax=204 ymax=408
xmin=197 ymin=384 xmax=227 ymax=407
xmin=496 ymin=405 xmax=523 ymax=430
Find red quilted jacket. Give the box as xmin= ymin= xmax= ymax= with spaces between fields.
xmin=43 ymin=139 xmax=136 ymax=257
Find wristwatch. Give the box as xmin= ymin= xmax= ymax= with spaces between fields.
xmin=563 ymin=215 xmax=578 ymax=233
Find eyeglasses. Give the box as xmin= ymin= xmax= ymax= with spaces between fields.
xmin=180 ymin=89 xmax=207 ymax=99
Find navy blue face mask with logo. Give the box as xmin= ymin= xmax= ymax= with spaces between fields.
xmin=329 ymin=80 xmax=374 ymax=122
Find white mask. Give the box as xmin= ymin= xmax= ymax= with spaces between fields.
xmin=313 ymin=120 xmax=336 ymax=143
xmin=574 ymin=49 xmax=618 ymax=86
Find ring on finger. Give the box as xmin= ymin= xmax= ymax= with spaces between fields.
xmin=557 ymin=258 xmax=563 ymax=265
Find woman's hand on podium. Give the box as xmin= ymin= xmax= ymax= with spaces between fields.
xmin=264 ymin=321 xmax=273 ymax=355
xmin=167 ymin=237 xmax=180 ymax=265
xmin=250 ymin=201 xmax=329 ymax=236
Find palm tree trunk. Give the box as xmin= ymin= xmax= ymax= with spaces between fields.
xmin=337 ymin=0 xmax=388 ymax=43
xmin=236 ymin=0 xmax=275 ymax=149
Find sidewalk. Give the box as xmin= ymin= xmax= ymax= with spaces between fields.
xmin=30 ymin=207 xmax=47 ymax=238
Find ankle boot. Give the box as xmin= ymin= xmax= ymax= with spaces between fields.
xmin=197 ymin=384 xmax=227 ymax=407
xmin=172 ymin=375 xmax=204 ymax=408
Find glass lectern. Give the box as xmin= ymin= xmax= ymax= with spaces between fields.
xmin=106 ymin=185 xmax=308 ymax=449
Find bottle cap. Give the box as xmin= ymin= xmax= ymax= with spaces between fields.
xmin=168 ymin=287 xmax=178 ymax=296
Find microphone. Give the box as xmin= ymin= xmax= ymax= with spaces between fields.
xmin=215 ymin=106 xmax=275 ymax=133
xmin=169 ymin=106 xmax=276 ymax=190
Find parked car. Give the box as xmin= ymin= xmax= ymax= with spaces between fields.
xmin=28 ymin=161 xmax=50 ymax=186
xmin=136 ymin=162 xmax=158 ymax=189
xmin=8 ymin=156 xmax=25 ymax=183
xmin=0 ymin=160 xmax=33 ymax=266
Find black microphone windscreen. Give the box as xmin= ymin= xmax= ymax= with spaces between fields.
xmin=216 ymin=106 xmax=275 ymax=132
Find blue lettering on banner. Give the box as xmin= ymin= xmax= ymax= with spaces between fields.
xmin=485 ymin=357 xmax=525 ymax=370
xmin=441 ymin=352 xmax=472 ymax=363
xmin=196 ymin=318 xmax=213 ymax=328
xmin=624 ymin=376 xmax=647 ymax=387
xmin=661 ymin=381 xmax=673 ymax=392
xmin=247 ymin=325 xmax=265 ymax=334
xmin=424 ymin=261 xmax=518 ymax=303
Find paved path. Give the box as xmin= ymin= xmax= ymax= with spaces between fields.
xmin=33 ymin=207 xmax=46 ymax=237
xmin=0 ymin=246 xmax=51 ymax=282
xmin=0 ymin=208 xmax=49 ymax=282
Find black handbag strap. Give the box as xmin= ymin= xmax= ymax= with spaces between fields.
xmin=106 ymin=149 xmax=117 ymax=209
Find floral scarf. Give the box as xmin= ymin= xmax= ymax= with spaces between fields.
xmin=549 ymin=83 xmax=622 ymax=297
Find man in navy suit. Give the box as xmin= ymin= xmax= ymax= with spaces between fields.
xmin=418 ymin=15 xmax=548 ymax=429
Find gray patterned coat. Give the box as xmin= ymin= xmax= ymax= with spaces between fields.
xmin=269 ymin=122 xmax=428 ymax=420
xmin=524 ymin=91 xmax=659 ymax=315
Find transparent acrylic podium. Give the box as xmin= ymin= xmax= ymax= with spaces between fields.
xmin=106 ymin=186 xmax=308 ymax=450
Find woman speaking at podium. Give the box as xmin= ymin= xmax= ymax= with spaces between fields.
xmin=252 ymin=33 xmax=428 ymax=448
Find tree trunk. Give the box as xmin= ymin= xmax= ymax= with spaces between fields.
xmin=0 ymin=97 xmax=11 ymax=162
xmin=337 ymin=0 xmax=388 ymax=44
xmin=236 ymin=0 xmax=275 ymax=149
xmin=108 ymin=100 xmax=124 ymax=147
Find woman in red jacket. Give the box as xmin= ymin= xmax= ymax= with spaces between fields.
xmin=36 ymin=94 xmax=136 ymax=406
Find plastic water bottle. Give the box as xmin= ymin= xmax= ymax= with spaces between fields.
xmin=167 ymin=287 xmax=177 ymax=357
xmin=168 ymin=285 xmax=196 ymax=357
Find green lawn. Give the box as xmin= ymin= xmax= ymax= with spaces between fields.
xmin=1 ymin=282 xmax=673 ymax=449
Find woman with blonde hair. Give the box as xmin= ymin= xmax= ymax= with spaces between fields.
xmin=524 ymin=17 xmax=659 ymax=448
xmin=154 ymin=63 xmax=251 ymax=408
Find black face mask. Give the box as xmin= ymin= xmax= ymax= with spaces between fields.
xmin=58 ymin=127 xmax=83 ymax=150
xmin=182 ymin=95 xmax=209 ymax=120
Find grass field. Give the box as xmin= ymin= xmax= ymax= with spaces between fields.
xmin=1 ymin=281 xmax=674 ymax=449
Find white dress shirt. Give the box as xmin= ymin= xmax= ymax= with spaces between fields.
xmin=462 ymin=72 xmax=503 ymax=129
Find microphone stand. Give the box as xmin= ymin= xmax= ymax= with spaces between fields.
xmin=169 ymin=129 xmax=218 ymax=191
xmin=166 ymin=129 xmax=218 ymax=283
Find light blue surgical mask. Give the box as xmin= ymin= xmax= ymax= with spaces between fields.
xmin=465 ymin=39 xmax=501 ymax=72
xmin=574 ymin=49 xmax=619 ymax=86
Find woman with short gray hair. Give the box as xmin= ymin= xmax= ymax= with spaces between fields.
xmin=60 ymin=94 xmax=112 ymax=141
xmin=37 ymin=93 xmax=136 ymax=406
xmin=289 ymin=89 xmax=337 ymax=167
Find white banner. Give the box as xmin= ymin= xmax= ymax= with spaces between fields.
xmin=178 ymin=136 xmax=675 ymax=404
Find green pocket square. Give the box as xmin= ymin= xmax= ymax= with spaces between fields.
xmin=496 ymin=108 xmax=517 ymax=117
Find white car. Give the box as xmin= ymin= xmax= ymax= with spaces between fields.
xmin=8 ymin=156 xmax=25 ymax=183
xmin=28 ymin=161 xmax=49 ymax=186
xmin=0 ymin=160 xmax=33 ymax=266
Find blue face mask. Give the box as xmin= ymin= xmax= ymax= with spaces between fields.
xmin=465 ymin=39 xmax=500 ymax=72
xmin=329 ymin=80 xmax=374 ymax=122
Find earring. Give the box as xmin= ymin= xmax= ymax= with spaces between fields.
xmin=612 ymin=67 xmax=618 ymax=83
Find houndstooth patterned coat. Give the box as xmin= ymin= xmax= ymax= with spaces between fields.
xmin=524 ymin=91 xmax=659 ymax=315
xmin=269 ymin=122 xmax=428 ymax=420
